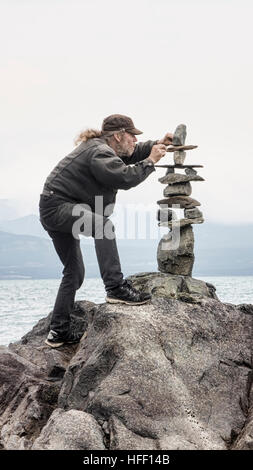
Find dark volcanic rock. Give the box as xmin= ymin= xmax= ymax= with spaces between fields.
xmin=0 ymin=283 xmax=252 ymax=450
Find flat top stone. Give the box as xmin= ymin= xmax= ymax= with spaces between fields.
xmin=157 ymin=196 xmax=201 ymax=208
xmin=155 ymin=165 xmax=203 ymax=168
xmin=158 ymin=217 xmax=204 ymax=227
xmin=166 ymin=145 xmax=198 ymax=152
xmin=159 ymin=173 xmax=204 ymax=184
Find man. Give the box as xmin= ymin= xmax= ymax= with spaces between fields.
xmin=39 ymin=114 xmax=173 ymax=348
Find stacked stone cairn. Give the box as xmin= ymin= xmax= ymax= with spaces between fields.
xmin=156 ymin=124 xmax=204 ymax=276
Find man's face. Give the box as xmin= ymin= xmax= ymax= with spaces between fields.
xmin=118 ymin=131 xmax=137 ymax=156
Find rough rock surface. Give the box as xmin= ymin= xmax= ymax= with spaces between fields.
xmin=163 ymin=182 xmax=192 ymax=197
xmin=32 ymin=409 xmax=105 ymax=450
xmin=184 ymin=208 xmax=203 ymax=219
xmin=159 ymin=217 xmax=204 ymax=228
xmin=157 ymin=226 xmax=195 ymax=275
xmin=174 ymin=150 xmax=186 ymax=165
xmin=185 ymin=168 xmax=197 ymax=175
xmin=172 ymin=124 xmax=187 ymax=146
xmin=0 ymin=281 xmax=252 ymax=450
xmin=159 ymin=173 xmax=204 ymax=185
xmin=157 ymin=196 xmax=201 ymax=209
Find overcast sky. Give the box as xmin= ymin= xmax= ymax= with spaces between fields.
xmin=1 ymin=0 xmax=252 ymax=224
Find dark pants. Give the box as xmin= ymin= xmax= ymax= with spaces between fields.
xmin=39 ymin=195 xmax=123 ymax=335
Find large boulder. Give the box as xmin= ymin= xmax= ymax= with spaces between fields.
xmin=0 ymin=300 xmax=94 ymax=449
xmin=57 ymin=298 xmax=252 ymax=449
xmin=0 ymin=282 xmax=252 ymax=450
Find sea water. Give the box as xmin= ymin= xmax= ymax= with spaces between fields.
xmin=0 ymin=276 xmax=252 ymax=346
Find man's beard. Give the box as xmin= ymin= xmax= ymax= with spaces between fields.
xmin=116 ymin=144 xmax=133 ymax=157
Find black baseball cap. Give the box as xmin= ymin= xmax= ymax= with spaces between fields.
xmin=102 ymin=114 xmax=143 ymax=135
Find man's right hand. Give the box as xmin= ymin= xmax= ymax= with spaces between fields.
xmin=147 ymin=144 xmax=167 ymax=164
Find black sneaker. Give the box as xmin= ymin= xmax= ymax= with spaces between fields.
xmin=45 ymin=329 xmax=83 ymax=349
xmin=106 ymin=280 xmax=151 ymax=305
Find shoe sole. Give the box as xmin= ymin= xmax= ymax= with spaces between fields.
xmin=106 ymin=296 xmax=151 ymax=305
xmin=45 ymin=339 xmax=64 ymax=348
xmin=45 ymin=332 xmax=87 ymax=349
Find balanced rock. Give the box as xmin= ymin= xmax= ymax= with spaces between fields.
xmin=165 ymin=167 xmax=175 ymax=174
xmin=159 ymin=217 xmax=204 ymax=228
xmin=184 ymin=208 xmax=203 ymax=219
xmin=185 ymin=168 xmax=197 ymax=176
xmin=174 ymin=151 xmax=186 ymax=165
xmin=172 ymin=124 xmax=187 ymax=146
xmin=163 ymin=182 xmax=192 ymax=197
xmin=157 ymin=225 xmax=194 ymax=276
xmin=157 ymin=196 xmax=201 ymax=209
xmin=156 ymin=208 xmax=174 ymax=223
xmin=159 ymin=173 xmax=204 ymax=184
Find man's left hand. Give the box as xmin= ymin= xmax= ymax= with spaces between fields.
xmin=157 ymin=132 xmax=174 ymax=146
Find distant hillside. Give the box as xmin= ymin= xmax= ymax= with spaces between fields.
xmin=0 ymin=220 xmax=252 ymax=279
xmin=0 ymin=214 xmax=49 ymax=239
xmin=0 ymin=231 xmax=60 ymax=279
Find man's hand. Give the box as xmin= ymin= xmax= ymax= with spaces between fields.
xmin=147 ymin=144 xmax=167 ymax=164
xmin=157 ymin=132 xmax=174 ymax=146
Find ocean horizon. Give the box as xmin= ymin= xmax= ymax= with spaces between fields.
xmin=0 ymin=275 xmax=252 ymax=347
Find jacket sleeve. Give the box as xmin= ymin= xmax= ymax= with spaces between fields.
xmin=90 ymin=147 xmax=155 ymax=190
xmin=121 ymin=140 xmax=158 ymax=166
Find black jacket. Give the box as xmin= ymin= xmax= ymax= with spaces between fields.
xmin=41 ymin=137 xmax=156 ymax=215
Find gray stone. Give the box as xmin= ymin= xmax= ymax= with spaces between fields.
xmin=109 ymin=415 xmax=157 ymax=450
xmin=157 ymin=196 xmax=201 ymax=209
xmin=174 ymin=151 xmax=186 ymax=165
xmin=185 ymin=168 xmax=197 ymax=175
xmin=159 ymin=217 xmax=204 ymax=228
xmin=172 ymin=124 xmax=187 ymax=146
xmin=32 ymin=409 xmax=105 ymax=450
xmin=157 ymin=225 xmax=195 ymax=275
xmin=163 ymin=182 xmax=192 ymax=197
xmin=127 ymin=272 xmax=218 ymax=301
xmin=0 ymin=301 xmax=94 ymax=449
xmin=159 ymin=173 xmax=204 ymax=184
xmin=156 ymin=208 xmax=174 ymax=223
xmin=184 ymin=208 xmax=203 ymax=219
xmin=0 ymin=347 xmax=59 ymax=449
xmin=165 ymin=167 xmax=174 ymax=174
xmin=232 ymin=414 xmax=253 ymax=449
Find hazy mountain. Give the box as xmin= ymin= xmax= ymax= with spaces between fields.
xmin=0 ymin=214 xmax=49 ymax=239
xmin=0 ymin=231 xmax=60 ymax=279
xmin=0 ymin=214 xmax=252 ymax=279
xmin=0 ymin=220 xmax=252 ymax=279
